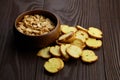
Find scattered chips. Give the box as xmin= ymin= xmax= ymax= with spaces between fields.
xmin=37 ymin=24 xmax=103 ymax=73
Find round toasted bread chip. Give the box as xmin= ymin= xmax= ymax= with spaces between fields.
xmin=81 ymin=50 xmax=98 ymax=63
xmin=76 ymin=25 xmax=88 ymax=32
xmin=50 ymin=45 xmax=61 ymax=57
xmin=67 ymin=45 xmax=82 ymax=58
xmin=58 ymin=31 xmax=75 ymax=43
xmin=44 ymin=62 xmax=58 ymax=73
xmin=88 ymin=27 xmax=103 ymax=39
xmin=75 ymin=30 xmax=89 ymax=42
xmin=37 ymin=47 xmax=51 ymax=59
xmin=60 ymin=44 xmax=71 ymax=59
xmin=48 ymin=58 xmax=64 ymax=70
xmin=44 ymin=58 xmax=64 ymax=73
xmin=61 ymin=25 xmax=77 ymax=34
xmin=71 ymin=39 xmax=86 ymax=49
xmin=86 ymin=38 xmax=102 ymax=49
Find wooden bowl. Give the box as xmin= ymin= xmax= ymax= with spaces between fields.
xmin=14 ymin=10 xmax=60 ymax=49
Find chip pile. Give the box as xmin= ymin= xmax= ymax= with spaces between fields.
xmin=37 ymin=25 xmax=103 ymax=73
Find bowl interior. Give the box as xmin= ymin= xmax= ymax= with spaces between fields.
xmin=15 ymin=10 xmax=59 ymax=36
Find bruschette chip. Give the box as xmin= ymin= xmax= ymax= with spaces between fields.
xmin=88 ymin=27 xmax=103 ymax=39
xmin=75 ymin=30 xmax=89 ymax=42
xmin=61 ymin=25 xmax=77 ymax=34
xmin=76 ymin=25 xmax=88 ymax=32
xmin=44 ymin=58 xmax=64 ymax=73
xmin=58 ymin=31 xmax=75 ymax=43
xmin=86 ymin=38 xmax=102 ymax=49
xmin=67 ymin=45 xmax=82 ymax=58
xmin=50 ymin=45 xmax=61 ymax=57
xmin=81 ymin=50 xmax=98 ymax=63
xmin=37 ymin=47 xmax=51 ymax=59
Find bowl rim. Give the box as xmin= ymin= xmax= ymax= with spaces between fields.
xmin=15 ymin=10 xmax=60 ymax=37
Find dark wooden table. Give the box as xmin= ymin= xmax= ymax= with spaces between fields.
xmin=0 ymin=0 xmax=120 ymax=80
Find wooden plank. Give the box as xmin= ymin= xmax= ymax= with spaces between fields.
xmin=0 ymin=0 xmax=120 ymax=80
xmin=99 ymin=0 xmax=120 ymax=80
xmin=0 ymin=0 xmax=44 ymax=80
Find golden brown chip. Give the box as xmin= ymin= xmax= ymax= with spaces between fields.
xmin=50 ymin=45 xmax=61 ymax=57
xmin=86 ymin=38 xmax=102 ymax=49
xmin=75 ymin=30 xmax=89 ymax=42
xmin=37 ymin=47 xmax=51 ymax=59
xmin=44 ymin=58 xmax=64 ymax=73
xmin=81 ymin=50 xmax=98 ymax=63
xmin=60 ymin=25 xmax=77 ymax=34
xmin=66 ymin=45 xmax=82 ymax=58
xmin=58 ymin=31 xmax=75 ymax=43
xmin=88 ymin=27 xmax=103 ymax=39
xmin=76 ymin=25 xmax=88 ymax=32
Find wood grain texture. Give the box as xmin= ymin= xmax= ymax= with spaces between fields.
xmin=0 ymin=0 xmax=120 ymax=80
xmin=99 ymin=0 xmax=120 ymax=80
xmin=0 ymin=0 xmax=44 ymax=80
